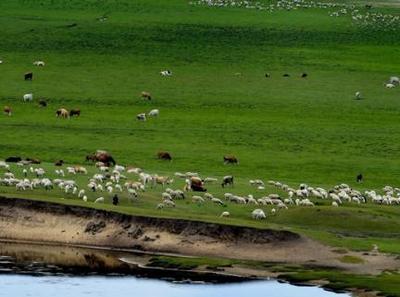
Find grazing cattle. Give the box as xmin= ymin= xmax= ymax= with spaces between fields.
xmin=265 ymin=73 xmax=270 ymax=78
xmin=186 ymin=177 xmax=207 ymax=192
xmin=157 ymin=151 xmax=172 ymax=161
xmin=221 ymin=175 xmax=234 ymax=188
xmin=39 ymin=100 xmax=47 ymax=107
xmin=283 ymin=73 xmax=290 ymax=77
xmin=223 ymin=155 xmax=238 ymax=165
xmin=54 ymin=160 xmax=64 ymax=166
xmin=3 ymin=106 xmax=12 ymax=116
xmin=33 ymin=61 xmax=45 ymax=67
xmin=56 ymin=108 xmax=69 ymax=118
xmin=141 ymin=91 xmax=152 ymax=100
xmin=86 ymin=150 xmax=116 ymax=166
xmin=301 ymin=73 xmax=308 ymax=78
xmin=23 ymin=94 xmax=33 ymax=102
xmin=25 ymin=158 xmax=41 ymax=164
xmin=160 ymin=70 xmax=172 ymax=76
xmin=137 ymin=113 xmax=146 ymax=121
xmin=5 ymin=156 xmax=22 ymax=163
xmin=24 ymin=72 xmax=33 ymax=81
xmin=69 ymin=109 xmax=81 ymax=117
xmin=357 ymin=174 xmax=363 ymax=183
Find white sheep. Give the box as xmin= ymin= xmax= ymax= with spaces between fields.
xmin=148 ymin=109 xmax=159 ymax=117
xmin=385 ymin=83 xmax=396 ymax=88
xmin=33 ymin=61 xmax=45 ymax=66
xmin=220 ymin=211 xmax=230 ymax=218
xmin=23 ymin=93 xmax=33 ymax=102
xmin=332 ymin=201 xmax=339 ymax=207
xmin=251 ymin=209 xmax=266 ymax=220
xmin=94 ymin=197 xmax=104 ymax=203
xmin=355 ymin=91 xmax=362 ymax=100
xmin=160 ymin=70 xmax=172 ymax=76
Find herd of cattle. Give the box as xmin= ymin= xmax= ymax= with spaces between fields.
xmin=0 ymin=149 xmax=399 ymax=221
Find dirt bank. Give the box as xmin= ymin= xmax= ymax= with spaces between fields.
xmin=0 ymin=196 xmax=399 ymax=275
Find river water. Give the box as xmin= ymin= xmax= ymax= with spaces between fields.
xmin=0 ymin=242 xmax=350 ymax=297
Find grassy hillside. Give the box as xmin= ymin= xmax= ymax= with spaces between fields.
xmin=0 ymin=0 xmax=400 ymax=188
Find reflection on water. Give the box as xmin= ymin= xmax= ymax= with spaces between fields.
xmin=0 ymin=242 xmax=350 ymax=297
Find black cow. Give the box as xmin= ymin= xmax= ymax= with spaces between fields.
xmin=191 ymin=184 xmax=207 ymax=192
xmin=5 ymin=156 xmax=22 ymax=163
xmin=24 ymin=72 xmax=33 ymax=81
xmin=283 ymin=73 xmax=290 ymax=77
xmin=70 ymin=109 xmax=81 ymax=117
xmin=301 ymin=73 xmax=308 ymax=78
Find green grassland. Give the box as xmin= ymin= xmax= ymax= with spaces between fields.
xmin=1 ymin=0 xmax=400 ymax=294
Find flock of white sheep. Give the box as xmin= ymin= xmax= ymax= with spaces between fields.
xmin=190 ymin=0 xmax=400 ymax=31
xmin=1 ymin=159 xmax=399 ymax=222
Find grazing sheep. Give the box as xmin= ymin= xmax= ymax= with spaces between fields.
xmin=82 ymin=195 xmax=88 ymax=202
xmin=160 ymin=70 xmax=172 ymax=76
xmin=156 ymin=203 xmax=164 ymax=209
xmin=385 ymin=83 xmax=396 ymax=89
xmin=211 ymin=197 xmax=225 ymax=206
xmin=389 ymin=76 xmax=400 ymax=85
xmin=94 ymin=197 xmax=104 ymax=203
xmin=3 ymin=106 xmax=12 ymax=116
xmin=33 ymin=61 xmax=45 ymax=67
xmin=251 ymin=209 xmax=266 ymax=220
xmin=192 ymin=195 xmax=205 ymax=204
xmin=56 ymin=108 xmax=69 ymax=118
xmin=355 ymin=91 xmax=362 ymax=100
xmin=23 ymin=94 xmax=33 ymax=102
xmin=141 ymin=91 xmax=152 ymax=100
xmin=332 ymin=201 xmax=339 ymax=207
xmin=137 ymin=113 xmax=146 ymax=121
xmin=220 ymin=211 xmax=230 ymax=218
xmin=221 ymin=175 xmax=234 ymax=188
xmin=163 ymin=199 xmax=176 ymax=207
xmin=148 ymin=109 xmax=159 ymax=117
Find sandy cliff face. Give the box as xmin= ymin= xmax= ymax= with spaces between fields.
xmin=0 ymin=196 xmax=399 ymax=275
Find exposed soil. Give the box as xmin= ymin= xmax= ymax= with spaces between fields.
xmin=0 ymin=196 xmax=399 ymax=276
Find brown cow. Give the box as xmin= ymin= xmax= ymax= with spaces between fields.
xmin=86 ymin=150 xmax=116 ymax=166
xmin=56 ymin=108 xmax=69 ymax=118
xmin=25 ymin=158 xmax=41 ymax=164
xmin=157 ymin=151 xmax=172 ymax=161
xmin=54 ymin=160 xmax=64 ymax=166
xmin=70 ymin=109 xmax=81 ymax=117
xmin=223 ymin=155 xmax=238 ymax=165
xmin=3 ymin=106 xmax=12 ymax=116
xmin=141 ymin=91 xmax=152 ymax=100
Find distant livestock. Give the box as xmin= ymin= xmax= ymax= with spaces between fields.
xmin=148 ymin=109 xmax=159 ymax=117
xmin=265 ymin=73 xmax=270 ymax=78
xmin=357 ymin=173 xmax=363 ymax=183
xmin=355 ymin=91 xmax=362 ymax=100
xmin=385 ymin=83 xmax=396 ymax=89
xmin=221 ymin=175 xmax=234 ymax=188
xmin=157 ymin=151 xmax=172 ymax=161
xmin=160 ymin=70 xmax=172 ymax=76
xmin=5 ymin=156 xmax=21 ymax=163
xmin=86 ymin=150 xmax=116 ymax=166
xmin=252 ymin=209 xmax=266 ymax=220
xmin=3 ymin=106 xmax=12 ymax=116
xmin=283 ymin=73 xmax=290 ymax=77
xmin=389 ymin=76 xmax=400 ymax=85
xmin=23 ymin=94 xmax=33 ymax=102
xmin=56 ymin=108 xmax=69 ymax=118
xmin=223 ymin=155 xmax=238 ymax=165
xmin=39 ymin=100 xmax=47 ymax=107
xmin=301 ymin=73 xmax=308 ymax=78
xmin=137 ymin=113 xmax=146 ymax=121
xmin=24 ymin=72 xmax=33 ymax=81
xmin=33 ymin=61 xmax=45 ymax=67
xmin=69 ymin=109 xmax=81 ymax=117
xmin=141 ymin=91 xmax=152 ymax=100
xmin=54 ymin=160 xmax=64 ymax=166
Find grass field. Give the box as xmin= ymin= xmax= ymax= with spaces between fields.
xmin=1 ymin=0 xmax=400 ymax=294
